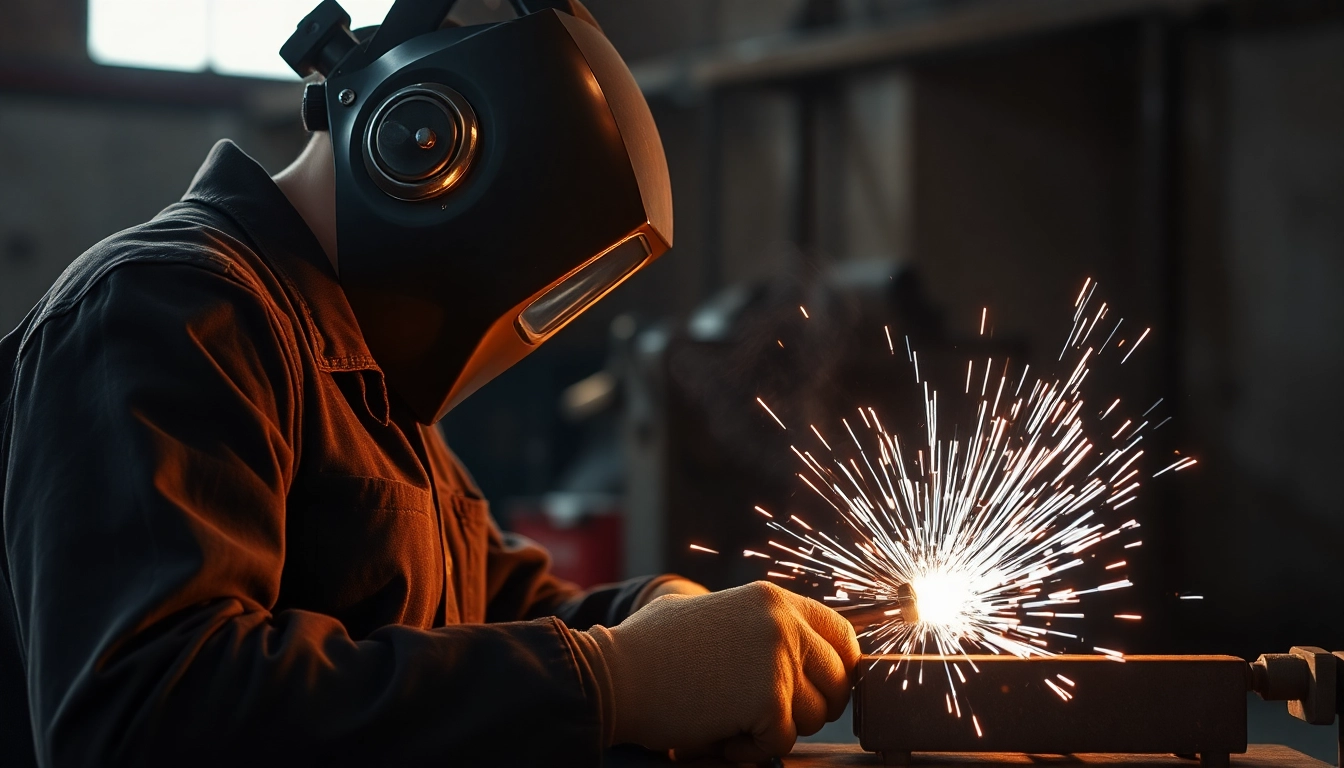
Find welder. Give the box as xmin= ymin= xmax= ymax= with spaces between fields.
xmin=0 ymin=2 xmax=858 ymax=766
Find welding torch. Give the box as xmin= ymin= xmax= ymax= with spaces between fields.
xmin=835 ymin=583 xmax=919 ymax=629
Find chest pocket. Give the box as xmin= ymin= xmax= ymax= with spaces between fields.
xmin=443 ymin=494 xmax=490 ymax=624
xmin=281 ymin=474 xmax=443 ymax=638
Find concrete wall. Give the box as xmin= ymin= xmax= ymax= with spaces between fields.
xmin=0 ymin=0 xmax=307 ymax=333
xmin=0 ymin=98 xmax=305 ymax=332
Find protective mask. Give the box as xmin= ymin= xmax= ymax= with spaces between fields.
xmin=282 ymin=0 xmax=672 ymax=423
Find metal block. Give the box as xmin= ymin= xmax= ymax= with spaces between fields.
xmin=854 ymin=654 xmax=1248 ymax=763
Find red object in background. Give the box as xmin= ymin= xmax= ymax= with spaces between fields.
xmin=508 ymin=494 xmax=624 ymax=588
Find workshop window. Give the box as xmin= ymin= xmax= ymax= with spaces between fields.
xmin=87 ymin=0 xmax=398 ymax=79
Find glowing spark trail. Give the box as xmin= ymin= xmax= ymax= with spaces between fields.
xmin=756 ymin=397 xmax=787 ymax=430
xmin=1120 ymin=327 xmax=1150 ymax=365
xmin=1153 ymin=457 xmax=1197 ymax=477
xmin=736 ymin=281 xmax=1193 ymax=732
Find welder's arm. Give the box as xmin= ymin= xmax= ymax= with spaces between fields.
xmin=482 ymin=521 xmax=705 ymax=627
xmin=3 ymin=263 xmax=605 ymax=766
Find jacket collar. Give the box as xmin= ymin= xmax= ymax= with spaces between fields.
xmin=182 ymin=140 xmax=378 ymax=373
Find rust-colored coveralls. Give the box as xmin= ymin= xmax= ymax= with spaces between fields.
xmin=0 ymin=142 xmax=669 ymax=767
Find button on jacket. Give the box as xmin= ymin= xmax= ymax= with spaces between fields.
xmin=0 ymin=141 xmax=665 ymax=767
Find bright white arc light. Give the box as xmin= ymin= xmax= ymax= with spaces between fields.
xmin=911 ymin=570 xmax=978 ymax=629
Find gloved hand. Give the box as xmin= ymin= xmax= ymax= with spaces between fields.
xmin=581 ymin=581 xmax=860 ymax=762
xmin=636 ymin=576 xmax=711 ymax=608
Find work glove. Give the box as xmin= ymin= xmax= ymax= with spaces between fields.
xmin=576 ymin=581 xmax=860 ymax=762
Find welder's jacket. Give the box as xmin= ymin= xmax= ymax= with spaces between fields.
xmin=0 ymin=141 xmax=662 ymax=767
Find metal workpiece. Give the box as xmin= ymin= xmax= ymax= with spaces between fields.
xmin=853 ymin=655 xmax=1249 ymax=767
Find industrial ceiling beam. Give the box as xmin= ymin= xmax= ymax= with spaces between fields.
xmin=631 ymin=0 xmax=1223 ymax=97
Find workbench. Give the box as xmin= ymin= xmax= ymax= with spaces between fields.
xmin=607 ymin=744 xmax=1331 ymax=766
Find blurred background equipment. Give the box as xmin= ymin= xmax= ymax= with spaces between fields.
xmin=1 ymin=0 xmax=1342 ymax=759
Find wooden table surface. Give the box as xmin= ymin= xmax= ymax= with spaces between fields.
xmin=607 ymin=744 xmax=1331 ymax=767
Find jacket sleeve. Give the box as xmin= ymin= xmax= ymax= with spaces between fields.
xmin=482 ymin=521 xmax=679 ymax=629
xmin=3 ymin=260 xmax=604 ymax=767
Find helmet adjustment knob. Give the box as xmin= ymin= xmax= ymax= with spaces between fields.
xmin=301 ymin=82 xmax=328 ymax=131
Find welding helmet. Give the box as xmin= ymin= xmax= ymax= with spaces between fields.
xmin=281 ymin=0 xmax=672 ymax=423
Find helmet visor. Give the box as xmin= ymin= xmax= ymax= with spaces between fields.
xmin=516 ymin=233 xmax=651 ymax=344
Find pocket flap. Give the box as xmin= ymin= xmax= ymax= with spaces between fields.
xmin=297 ymin=474 xmax=434 ymax=516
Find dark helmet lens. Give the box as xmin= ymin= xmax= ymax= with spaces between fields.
xmin=373 ymin=96 xmax=459 ymax=181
